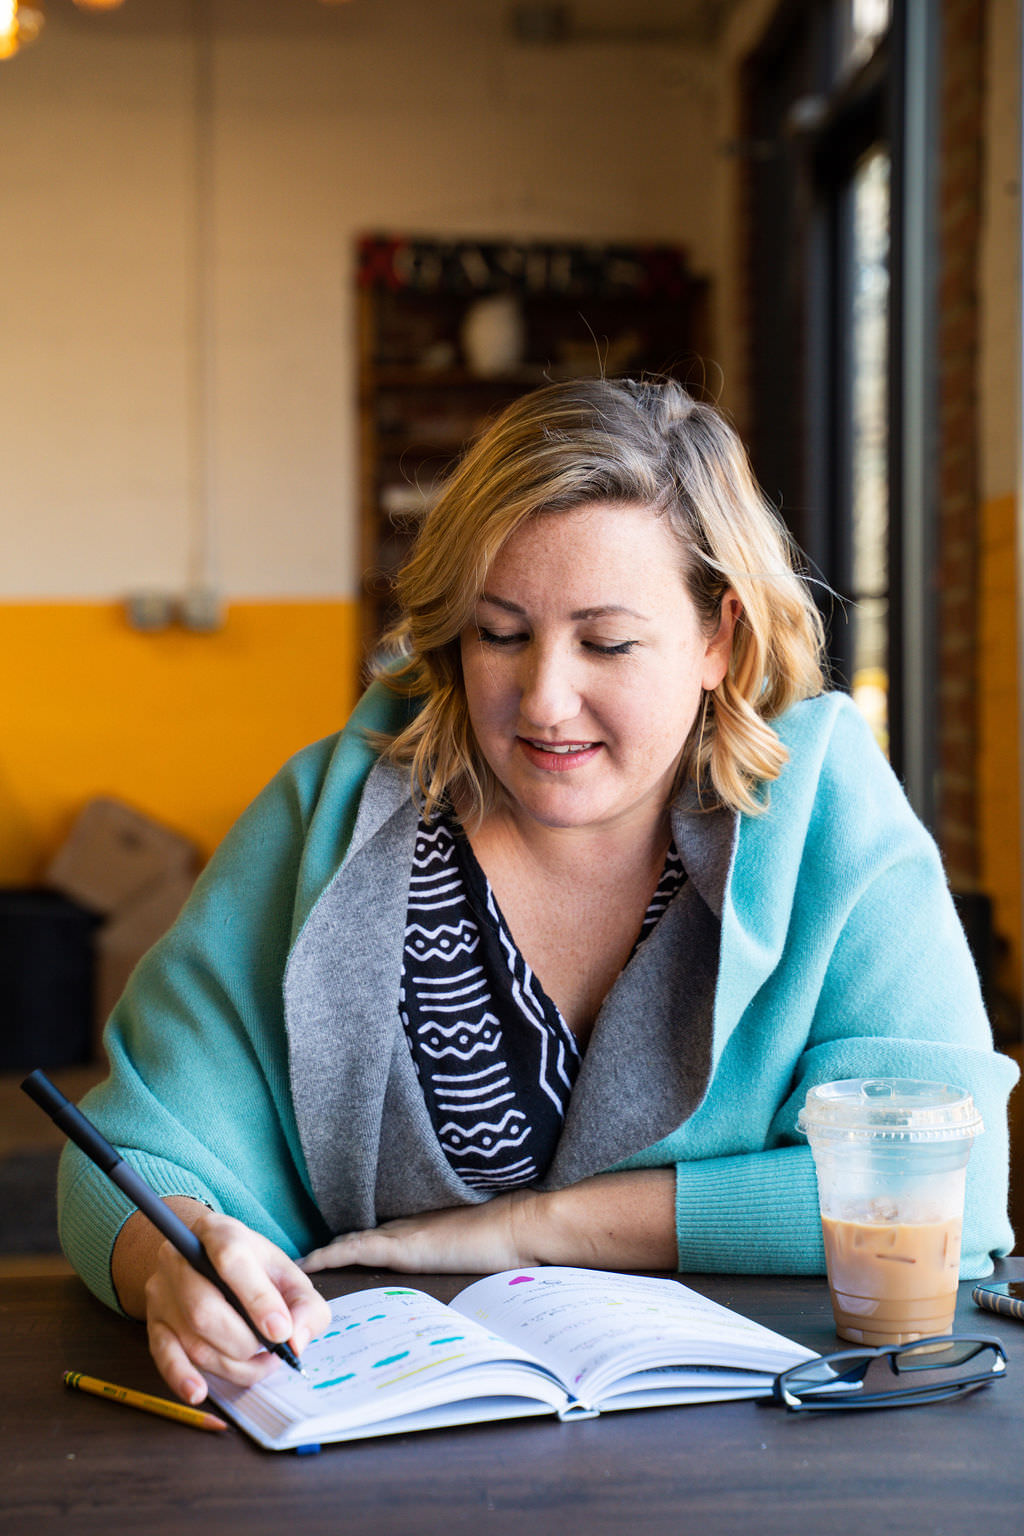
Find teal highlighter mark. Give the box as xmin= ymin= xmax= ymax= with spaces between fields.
xmin=345 ymin=1322 xmax=360 ymax=1330
xmin=430 ymin=1336 xmax=465 ymax=1346
xmin=367 ymin=1314 xmax=386 ymax=1322
xmin=372 ymin=1351 xmax=410 ymax=1368
xmin=313 ymin=1373 xmax=355 ymax=1390
xmin=322 ymin=1330 xmax=341 ymax=1339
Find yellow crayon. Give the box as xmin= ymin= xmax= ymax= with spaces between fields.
xmin=63 ymin=1370 xmax=229 ymax=1434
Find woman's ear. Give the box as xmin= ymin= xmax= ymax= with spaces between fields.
xmin=700 ymin=591 xmax=741 ymax=691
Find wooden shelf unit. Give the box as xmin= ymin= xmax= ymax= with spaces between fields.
xmin=356 ymin=234 xmax=711 ymax=667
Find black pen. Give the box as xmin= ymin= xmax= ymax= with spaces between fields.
xmin=21 ymin=1068 xmax=306 ymax=1376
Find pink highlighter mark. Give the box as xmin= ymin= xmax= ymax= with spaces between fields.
xmin=508 ymin=1275 xmax=534 ymax=1285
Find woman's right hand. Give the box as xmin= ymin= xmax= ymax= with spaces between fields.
xmin=112 ymin=1200 xmax=332 ymax=1405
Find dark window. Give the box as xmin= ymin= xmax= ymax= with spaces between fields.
xmin=743 ymin=0 xmax=938 ymax=823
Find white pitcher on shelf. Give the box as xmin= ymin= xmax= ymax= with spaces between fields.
xmin=460 ymin=293 xmax=526 ymax=376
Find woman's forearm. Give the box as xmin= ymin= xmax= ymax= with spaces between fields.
xmin=302 ymin=1168 xmax=679 ymax=1276
xmin=522 ymin=1169 xmax=678 ymax=1271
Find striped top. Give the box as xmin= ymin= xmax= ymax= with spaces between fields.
xmin=399 ymin=815 xmax=685 ymax=1192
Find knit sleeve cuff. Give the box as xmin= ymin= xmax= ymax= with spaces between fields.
xmin=674 ymin=1144 xmax=826 ymax=1274
xmin=57 ymin=1143 xmax=222 ymax=1314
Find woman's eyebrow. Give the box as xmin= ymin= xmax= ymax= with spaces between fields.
xmin=477 ymin=592 xmax=526 ymax=614
xmin=477 ymin=592 xmax=650 ymax=622
xmin=571 ymin=605 xmax=651 ymax=622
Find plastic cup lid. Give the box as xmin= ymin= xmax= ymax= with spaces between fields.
xmin=796 ymin=1078 xmax=983 ymax=1143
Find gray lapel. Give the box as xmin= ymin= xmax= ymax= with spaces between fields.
xmin=539 ymin=801 xmax=736 ymax=1188
xmin=284 ymin=761 xmax=488 ymax=1233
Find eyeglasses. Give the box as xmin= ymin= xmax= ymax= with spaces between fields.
xmin=773 ymin=1335 xmax=1007 ymax=1412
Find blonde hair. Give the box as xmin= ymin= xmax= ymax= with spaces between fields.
xmin=373 ymin=377 xmax=825 ymax=821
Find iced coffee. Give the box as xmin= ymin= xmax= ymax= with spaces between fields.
xmin=798 ymin=1079 xmax=982 ymax=1345
xmin=821 ymin=1213 xmax=962 ymax=1344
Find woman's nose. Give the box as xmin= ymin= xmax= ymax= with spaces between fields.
xmin=518 ymin=643 xmax=581 ymax=726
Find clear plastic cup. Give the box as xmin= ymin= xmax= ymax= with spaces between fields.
xmin=798 ymin=1078 xmax=983 ymax=1345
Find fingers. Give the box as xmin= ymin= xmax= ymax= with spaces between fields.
xmin=300 ymin=1234 xmax=362 ymax=1273
xmin=300 ymin=1196 xmax=536 ymax=1276
xmin=300 ymin=1226 xmax=402 ymax=1272
xmin=272 ymin=1258 xmax=333 ymax=1346
xmin=146 ymin=1306 xmax=280 ymax=1404
xmin=143 ymin=1213 xmax=330 ymax=1401
xmin=201 ymin=1219 xmax=299 ymax=1348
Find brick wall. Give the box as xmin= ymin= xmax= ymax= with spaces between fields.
xmin=936 ymin=0 xmax=987 ymax=887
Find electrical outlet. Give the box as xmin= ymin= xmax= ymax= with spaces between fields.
xmin=125 ymin=591 xmax=175 ymax=632
xmin=179 ymin=586 xmax=224 ymax=633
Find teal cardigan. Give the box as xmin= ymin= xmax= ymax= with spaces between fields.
xmin=58 ymin=688 xmax=1018 ymax=1311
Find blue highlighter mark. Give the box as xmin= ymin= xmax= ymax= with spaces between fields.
xmin=373 ymin=1351 xmax=410 ymax=1368
xmin=313 ymin=1373 xmax=355 ymax=1390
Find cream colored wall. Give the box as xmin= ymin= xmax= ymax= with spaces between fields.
xmin=0 ymin=0 xmax=722 ymax=604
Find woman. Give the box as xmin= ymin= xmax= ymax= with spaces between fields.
xmin=58 ymin=378 xmax=1017 ymax=1408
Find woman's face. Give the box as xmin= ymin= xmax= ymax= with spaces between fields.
xmin=460 ymin=503 xmax=738 ymax=839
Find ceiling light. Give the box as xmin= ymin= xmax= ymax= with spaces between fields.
xmin=0 ymin=1 xmax=44 ymax=62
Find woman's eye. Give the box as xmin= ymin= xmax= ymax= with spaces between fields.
xmin=584 ymin=640 xmax=638 ymax=656
xmin=478 ymin=627 xmax=526 ymax=648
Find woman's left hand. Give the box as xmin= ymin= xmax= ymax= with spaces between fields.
xmin=300 ymin=1190 xmax=539 ymax=1276
xmin=300 ymin=1169 xmax=677 ymax=1276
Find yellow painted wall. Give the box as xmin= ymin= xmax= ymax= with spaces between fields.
xmin=0 ymin=601 xmax=359 ymax=882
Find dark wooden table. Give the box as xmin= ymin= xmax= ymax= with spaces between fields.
xmin=3 ymin=1261 xmax=1022 ymax=1536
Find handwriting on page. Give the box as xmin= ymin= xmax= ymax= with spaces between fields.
xmin=454 ymin=1268 xmax=768 ymax=1391
xmin=259 ymin=1288 xmax=518 ymax=1413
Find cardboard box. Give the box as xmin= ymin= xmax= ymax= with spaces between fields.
xmin=44 ymin=797 xmax=199 ymax=917
xmin=38 ymin=797 xmax=202 ymax=1058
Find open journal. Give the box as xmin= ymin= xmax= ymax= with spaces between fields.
xmin=202 ymin=1266 xmax=817 ymax=1451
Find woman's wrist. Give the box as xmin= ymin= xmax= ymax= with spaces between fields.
xmin=111 ymin=1196 xmax=211 ymax=1318
xmin=515 ymin=1169 xmax=678 ymax=1271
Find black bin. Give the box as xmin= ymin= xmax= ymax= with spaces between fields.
xmin=0 ymin=889 xmax=98 ymax=1071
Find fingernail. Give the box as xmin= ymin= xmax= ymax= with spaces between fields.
xmin=264 ymin=1311 xmax=290 ymax=1341
xmin=183 ymin=1378 xmax=204 ymax=1404
xmin=293 ymin=1326 xmax=310 ymax=1354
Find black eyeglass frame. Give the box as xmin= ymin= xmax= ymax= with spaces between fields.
xmin=773 ymin=1335 xmax=1007 ymax=1412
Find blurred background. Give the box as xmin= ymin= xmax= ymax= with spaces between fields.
xmin=0 ymin=0 xmax=1021 ymax=1261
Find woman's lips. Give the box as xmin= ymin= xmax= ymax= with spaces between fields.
xmin=517 ymin=737 xmax=602 ymax=771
